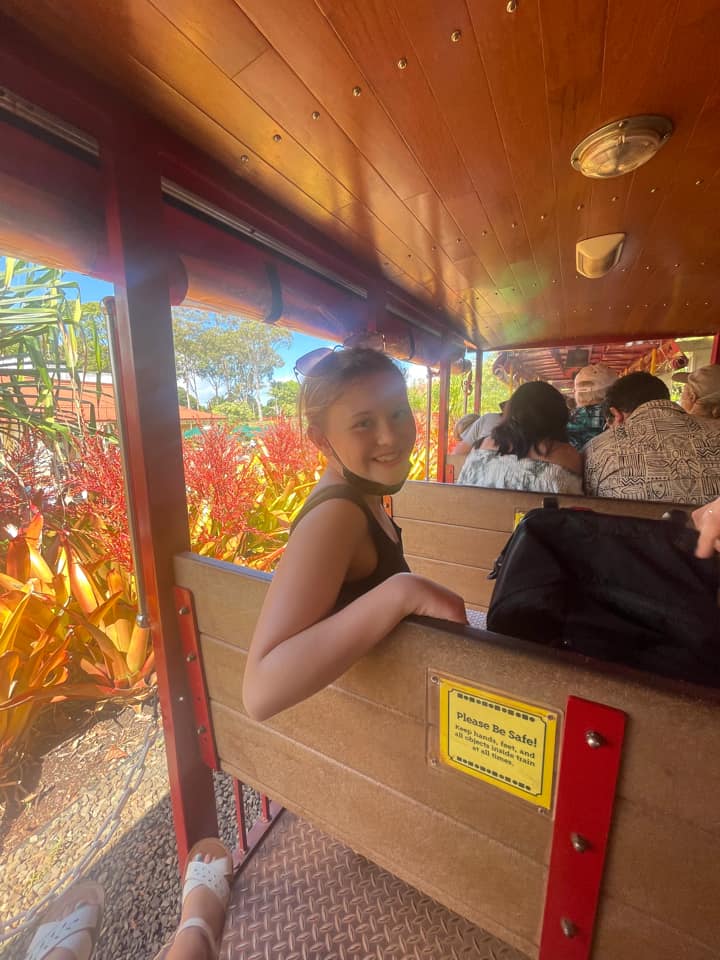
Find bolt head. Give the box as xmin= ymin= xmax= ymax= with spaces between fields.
xmin=196 ymin=725 xmax=206 ymax=735
xmin=450 ymin=29 xmax=462 ymax=42
xmin=397 ymin=57 xmax=408 ymax=69
xmin=311 ymin=110 xmax=320 ymax=120
xmin=585 ymin=729 xmax=604 ymax=749
xmin=570 ymin=832 xmax=589 ymax=853
xmin=178 ymin=606 xmax=190 ymax=616
xmin=273 ymin=133 xmax=282 ymax=142
xmin=352 ymin=85 xmax=362 ymax=97
xmin=561 ymin=917 xmax=578 ymax=938
xmin=240 ymin=154 xmax=249 ymax=164
xmin=186 ymin=652 xmax=197 ymax=663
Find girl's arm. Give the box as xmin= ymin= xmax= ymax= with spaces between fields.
xmin=243 ymin=498 xmax=466 ymax=721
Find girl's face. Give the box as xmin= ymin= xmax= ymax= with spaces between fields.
xmin=314 ymin=371 xmax=416 ymax=487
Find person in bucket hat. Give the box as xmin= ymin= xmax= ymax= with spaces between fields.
xmin=673 ymin=364 xmax=720 ymax=421
xmin=567 ymin=363 xmax=617 ymax=450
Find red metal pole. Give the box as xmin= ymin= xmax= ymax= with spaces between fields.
xmin=102 ymin=126 xmax=218 ymax=871
xmin=437 ymin=361 xmax=451 ymax=483
xmin=711 ymin=332 xmax=720 ymax=365
xmin=473 ymin=350 xmax=483 ymax=415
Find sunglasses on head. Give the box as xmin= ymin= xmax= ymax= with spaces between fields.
xmin=293 ymin=333 xmax=389 ymax=381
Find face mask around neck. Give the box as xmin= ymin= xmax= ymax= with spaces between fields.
xmin=326 ymin=442 xmax=409 ymax=496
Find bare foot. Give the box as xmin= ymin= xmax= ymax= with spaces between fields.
xmin=165 ymin=853 xmax=227 ymax=960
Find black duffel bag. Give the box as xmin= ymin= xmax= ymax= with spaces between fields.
xmin=486 ymin=503 xmax=720 ymax=686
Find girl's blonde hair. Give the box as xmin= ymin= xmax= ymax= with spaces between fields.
xmin=299 ymin=348 xmax=405 ymax=430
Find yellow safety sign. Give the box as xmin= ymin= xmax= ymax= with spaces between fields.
xmin=438 ymin=678 xmax=558 ymax=810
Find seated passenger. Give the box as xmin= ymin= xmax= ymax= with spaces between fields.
xmin=566 ymin=363 xmax=617 ymax=450
xmin=243 ymin=348 xmax=466 ymax=722
xmin=452 ymin=405 xmax=505 ymax=455
xmin=584 ymin=371 xmax=720 ymax=504
xmin=451 ymin=413 xmax=480 ymax=452
xmin=457 ymin=381 xmax=583 ymax=494
xmin=673 ymin=364 xmax=720 ymax=422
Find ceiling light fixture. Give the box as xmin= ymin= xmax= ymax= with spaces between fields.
xmin=571 ymin=115 xmax=673 ymax=179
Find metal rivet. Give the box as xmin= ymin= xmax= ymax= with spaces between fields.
xmin=552 ymin=279 xmax=558 ymax=284
xmin=700 ymin=260 xmax=706 ymax=266
xmin=456 ymin=237 xmax=462 ymax=244
xmin=585 ymin=729 xmax=604 ymax=748
xmin=645 ymin=265 xmax=652 ymax=271
xmin=431 ymin=675 xmax=440 ymax=684
xmin=540 ymin=213 xmax=546 ymax=220
xmin=685 ymin=301 xmax=690 ymax=307
xmin=506 ymin=0 xmax=518 ymax=11
xmin=311 ymin=110 xmax=320 ymax=120
xmin=674 ymin=262 xmax=680 ymax=267
xmin=625 ymin=304 xmax=630 ymax=309
xmin=397 ymin=57 xmax=408 ymax=69
xmin=186 ymin=652 xmax=197 ymax=663
xmin=431 ymin=244 xmax=437 ymax=250
xmin=662 ymin=302 xmax=668 ymax=307
xmin=642 ymin=303 xmax=648 ymax=308
xmin=240 ymin=155 xmax=249 ymax=164
xmin=481 ymin=230 xmax=488 ymax=237
xmin=352 ymin=85 xmax=362 ymax=97
xmin=576 ymin=203 xmax=584 ymax=210
xmin=450 ymin=29 xmax=462 ymax=42
xmin=561 ymin=918 xmax=578 ymax=938
xmin=430 ymin=757 xmax=439 ymax=766
xmin=650 ymin=187 xmax=657 ymax=193
xmin=705 ymin=300 xmax=710 ymax=306
xmin=695 ymin=178 xmax=704 ymax=185
xmin=511 ymin=221 xmax=518 ymax=228
xmin=608 ymin=305 xmax=613 ymax=310
xmin=178 ymin=606 xmax=190 ymax=616
xmin=178 ymin=695 xmax=185 ymax=703
xmin=196 ymin=725 xmax=206 ymax=735
xmin=273 ymin=133 xmax=282 ymax=142
xmin=610 ymin=195 xmax=618 ymax=202
xmin=571 ymin=832 xmax=590 ymax=853
xmin=589 ymin=306 xmax=593 ymax=311
xmin=136 ymin=614 xmax=150 ymax=628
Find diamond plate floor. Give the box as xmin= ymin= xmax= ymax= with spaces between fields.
xmin=220 ymin=811 xmax=530 ymax=960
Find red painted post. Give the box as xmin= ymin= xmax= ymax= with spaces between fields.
xmin=437 ymin=361 xmax=451 ymax=483
xmin=473 ymin=349 xmax=483 ymax=415
xmin=711 ymin=332 xmax=720 ymax=365
xmin=102 ymin=126 xmax=218 ymax=871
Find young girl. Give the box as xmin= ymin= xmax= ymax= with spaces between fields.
xmin=243 ymin=348 xmax=467 ymax=721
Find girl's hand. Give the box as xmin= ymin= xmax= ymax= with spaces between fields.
xmin=692 ymin=499 xmax=720 ymax=558
xmin=395 ymin=573 xmax=468 ymax=624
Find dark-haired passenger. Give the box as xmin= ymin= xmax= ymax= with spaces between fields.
xmin=584 ymin=371 xmax=720 ymax=504
xmin=457 ymin=381 xmax=583 ymax=494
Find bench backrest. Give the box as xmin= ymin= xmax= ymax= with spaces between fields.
xmin=392 ymin=481 xmax=690 ymax=609
xmin=174 ymin=552 xmax=720 ymax=960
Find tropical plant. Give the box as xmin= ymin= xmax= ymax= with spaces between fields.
xmin=0 ymin=258 xmax=85 ymax=446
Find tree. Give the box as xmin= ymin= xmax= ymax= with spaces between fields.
xmin=264 ymin=379 xmax=300 ymax=418
xmin=78 ymin=301 xmax=111 ymax=373
xmin=406 ymin=354 xmax=510 ymax=421
xmin=172 ymin=308 xmax=291 ymax=418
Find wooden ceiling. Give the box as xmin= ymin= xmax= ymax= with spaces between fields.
xmin=3 ymin=0 xmax=720 ymax=350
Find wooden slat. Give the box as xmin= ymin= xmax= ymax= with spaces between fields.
xmin=405 ymin=554 xmax=494 ymax=609
xmin=391 ymin=481 xmax=690 ymax=532
xmin=400 ymin=517 xmax=507 ymax=569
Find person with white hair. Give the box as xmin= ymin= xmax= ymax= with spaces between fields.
xmin=673 ymin=364 xmax=720 ymax=422
xmin=566 ymin=363 xmax=617 ymax=450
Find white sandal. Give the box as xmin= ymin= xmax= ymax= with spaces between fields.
xmin=154 ymin=838 xmax=233 ymax=959
xmin=26 ymin=881 xmax=104 ymax=960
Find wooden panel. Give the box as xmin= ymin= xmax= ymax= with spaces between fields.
xmin=400 ymin=517 xmax=507 ymax=569
xmin=392 ymin=481 xmax=689 ymax=532
xmin=202 ymin=635 xmax=551 ymax=863
xmin=405 ymin=554 xmax=494 ymax=609
xmin=214 ymin=705 xmax=543 ymax=956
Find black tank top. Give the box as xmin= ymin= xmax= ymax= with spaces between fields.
xmin=290 ymin=484 xmax=410 ymax=607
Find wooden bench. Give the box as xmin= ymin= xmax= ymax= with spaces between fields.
xmin=174 ymin=553 xmax=720 ymax=960
xmin=392 ymin=481 xmax=691 ymax=610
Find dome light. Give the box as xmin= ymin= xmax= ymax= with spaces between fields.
xmin=571 ymin=115 xmax=673 ymax=179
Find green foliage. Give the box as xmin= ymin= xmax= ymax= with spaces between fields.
xmin=0 ymin=258 xmax=83 ymax=445
xmin=264 ymin=379 xmax=300 ymax=418
xmin=172 ymin=307 xmax=291 ymax=419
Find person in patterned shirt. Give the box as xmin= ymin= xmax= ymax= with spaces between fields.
xmin=566 ymin=363 xmax=617 ymax=450
xmin=584 ymin=372 xmax=720 ymax=505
